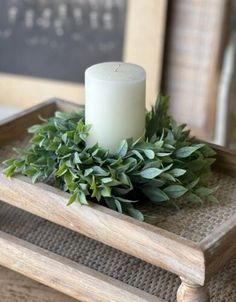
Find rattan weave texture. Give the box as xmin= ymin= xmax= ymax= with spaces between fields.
xmin=0 ymin=201 xmax=235 ymax=302
xmin=138 ymin=171 xmax=236 ymax=242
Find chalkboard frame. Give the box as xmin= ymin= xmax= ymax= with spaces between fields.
xmin=0 ymin=0 xmax=167 ymax=109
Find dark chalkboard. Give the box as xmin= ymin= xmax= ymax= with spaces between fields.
xmin=0 ymin=0 xmax=127 ymax=83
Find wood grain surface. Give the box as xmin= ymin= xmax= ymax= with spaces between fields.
xmin=1 ymin=99 xmax=236 ymax=302
xmin=0 ymin=265 xmax=78 ymax=302
xmin=0 ymin=232 xmax=162 ymax=302
xmin=162 ymin=0 xmax=228 ymax=140
xmin=0 ymin=101 xmax=205 ymax=286
xmin=0 ymin=170 xmax=205 ymax=285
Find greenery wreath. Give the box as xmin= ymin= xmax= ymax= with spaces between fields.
xmin=4 ymin=95 xmax=217 ymax=221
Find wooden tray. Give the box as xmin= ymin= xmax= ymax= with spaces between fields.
xmin=0 ymin=98 xmax=236 ymax=302
xmin=1 ymin=200 xmax=235 ymax=302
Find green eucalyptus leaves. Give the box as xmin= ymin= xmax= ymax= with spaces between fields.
xmin=3 ymin=95 xmax=217 ymax=221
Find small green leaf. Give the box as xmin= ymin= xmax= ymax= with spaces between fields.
xmin=131 ymin=150 xmax=144 ymax=160
xmin=161 ymin=172 xmax=176 ymax=182
xmin=5 ymin=165 xmax=16 ymax=177
xmin=78 ymin=190 xmax=89 ymax=205
xmin=186 ymin=192 xmax=203 ymax=204
xmin=67 ymin=192 xmax=78 ymax=206
xmin=76 ymin=119 xmax=84 ymax=132
xmin=56 ymin=145 xmax=70 ymax=156
xmin=90 ymin=176 xmax=98 ymax=198
xmin=116 ymin=197 xmax=138 ymax=203
xmin=64 ymin=171 xmax=73 ymax=185
xmin=139 ymin=167 xmax=163 ymax=179
xmin=92 ymin=166 xmax=108 ymax=176
xmin=28 ymin=124 xmax=41 ymax=133
xmin=104 ymin=197 xmax=117 ymax=211
xmin=175 ymin=144 xmax=204 ymax=158
xmin=74 ymin=152 xmax=81 ymax=164
xmin=74 ymin=133 xmax=81 ymax=144
xmin=127 ymin=207 xmax=144 ymax=221
xmin=169 ymin=168 xmax=186 ymax=177
xmin=55 ymin=163 xmax=67 ymax=177
xmin=156 ymin=152 xmax=172 ymax=157
xmin=143 ymin=149 xmax=155 ymax=159
xmin=114 ymin=199 xmax=122 ymax=213
xmin=3 ymin=158 xmax=16 ymax=166
xmin=119 ymin=173 xmax=131 ymax=186
xmin=79 ymin=183 xmax=88 ymax=191
xmin=142 ymin=187 xmax=169 ymax=202
xmin=117 ymin=140 xmax=128 ymax=157
xmin=101 ymin=186 xmax=111 ymax=197
xmin=162 ymin=163 xmax=173 ymax=172
xmin=67 ymin=193 xmax=77 ymax=206
xmin=108 ymin=179 xmax=122 ymax=186
xmin=195 ymin=186 xmax=217 ymax=197
xmin=187 ymin=178 xmax=199 ymax=189
xmin=154 ymin=140 xmax=164 ymax=149
xmin=144 ymin=160 xmax=161 ymax=169
xmin=32 ymin=171 xmax=42 ymax=184
xmin=31 ymin=134 xmax=45 ymax=145
xmin=79 ymin=132 xmax=88 ymax=141
xmin=101 ymin=177 xmax=113 ymax=184
xmin=201 ymin=145 xmax=216 ymax=157
xmin=146 ymin=178 xmax=165 ymax=187
xmin=23 ymin=167 xmax=38 ymax=176
xmin=207 ymin=195 xmax=218 ymax=203
xmin=164 ymin=185 xmax=188 ymax=198
xmin=14 ymin=160 xmax=24 ymax=168
xmin=84 ymin=168 xmax=93 ymax=177
xmin=61 ymin=133 xmax=67 ymax=144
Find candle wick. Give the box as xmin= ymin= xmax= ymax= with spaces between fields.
xmin=114 ymin=63 xmax=121 ymax=72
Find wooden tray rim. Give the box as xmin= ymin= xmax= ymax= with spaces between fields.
xmin=0 ymin=98 xmax=235 ymax=285
xmin=0 ymin=231 xmax=162 ymax=302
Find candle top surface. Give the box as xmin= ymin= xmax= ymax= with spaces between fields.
xmin=85 ymin=62 xmax=146 ymax=83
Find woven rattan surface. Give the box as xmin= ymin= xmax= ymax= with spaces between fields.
xmin=1 ymin=136 xmax=236 ymax=243
xmin=138 ymin=170 xmax=236 ymax=242
xmin=0 ymin=200 xmax=235 ymax=302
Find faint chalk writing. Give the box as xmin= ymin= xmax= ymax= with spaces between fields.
xmin=103 ymin=12 xmax=113 ymax=30
xmin=90 ymin=11 xmax=99 ymax=29
xmin=0 ymin=0 xmax=127 ymax=83
xmin=8 ymin=6 xmax=18 ymax=24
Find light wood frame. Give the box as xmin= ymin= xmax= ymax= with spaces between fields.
xmin=161 ymin=0 xmax=228 ymax=141
xmin=0 ymin=99 xmax=235 ymax=302
xmin=0 ymin=232 xmax=162 ymax=302
xmin=0 ymin=0 xmax=167 ymax=109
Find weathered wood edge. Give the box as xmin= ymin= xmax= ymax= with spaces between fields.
xmin=0 ymin=266 xmax=76 ymax=302
xmin=199 ymin=213 xmax=236 ymax=282
xmin=0 ymin=98 xmax=55 ymax=126
xmin=199 ymin=143 xmax=236 ymax=281
xmin=55 ymin=98 xmax=84 ymax=112
xmin=2 ymin=99 xmax=236 ymax=286
xmin=208 ymin=142 xmax=236 ymax=176
xmin=0 ymin=98 xmax=57 ymax=145
xmin=0 ymin=231 xmax=162 ymax=302
xmin=0 ymin=170 xmax=205 ymax=285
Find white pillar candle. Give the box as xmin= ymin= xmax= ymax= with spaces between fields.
xmin=85 ymin=62 xmax=146 ymax=152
